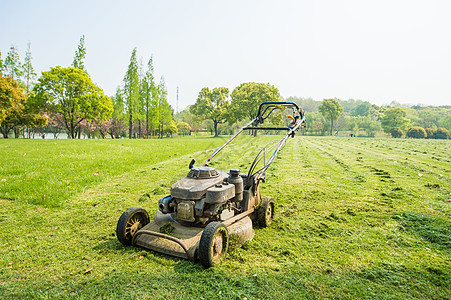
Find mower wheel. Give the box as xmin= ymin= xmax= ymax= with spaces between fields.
xmin=198 ymin=222 xmax=229 ymax=268
xmin=258 ymin=197 xmax=275 ymax=227
xmin=116 ymin=207 xmax=150 ymax=246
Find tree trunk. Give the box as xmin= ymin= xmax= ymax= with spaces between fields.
xmin=129 ymin=113 xmax=133 ymax=138
xmin=330 ymin=119 xmax=334 ymax=136
xmin=214 ymin=120 xmax=219 ymax=137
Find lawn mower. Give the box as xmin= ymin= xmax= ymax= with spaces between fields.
xmin=116 ymin=101 xmax=305 ymax=268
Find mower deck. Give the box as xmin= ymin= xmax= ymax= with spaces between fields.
xmin=132 ymin=211 xmax=254 ymax=260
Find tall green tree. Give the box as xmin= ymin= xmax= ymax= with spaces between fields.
xmin=4 ymin=45 xmax=23 ymax=82
xmin=381 ymin=107 xmax=410 ymax=136
xmin=123 ymin=48 xmax=139 ymax=138
xmin=108 ymin=87 xmax=127 ymax=138
xmin=318 ymin=98 xmax=344 ymax=135
xmin=72 ymin=35 xmax=87 ymax=72
xmin=229 ymin=82 xmax=280 ymax=123
xmin=156 ymin=77 xmax=173 ymax=138
xmin=22 ymin=42 xmax=37 ymax=93
xmin=140 ymin=56 xmax=158 ymax=137
xmin=33 ymin=66 xmax=113 ymax=138
xmin=190 ymin=87 xmax=230 ymax=137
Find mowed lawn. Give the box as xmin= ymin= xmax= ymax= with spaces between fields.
xmin=0 ymin=136 xmax=450 ymax=299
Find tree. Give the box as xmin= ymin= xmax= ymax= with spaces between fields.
xmin=72 ymin=35 xmax=87 ymax=72
xmin=22 ymin=42 xmax=37 ymax=93
xmin=177 ymin=121 xmax=191 ymax=135
xmin=425 ymin=128 xmax=434 ymax=139
xmin=190 ymin=87 xmax=230 ymax=137
xmin=108 ymin=87 xmax=127 ymax=138
xmin=358 ymin=116 xmax=380 ymax=137
xmin=123 ymin=48 xmax=139 ymax=138
xmin=140 ymin=56 xmax=158 ymax=138
xmin=381 ymin=107 xmax=410 ymax=135
xmin=4 ymin=46 xmax=23 ymax=82
xmin=318 ymin=98 xmax=343 ymax=135
xmin=33 ymin=66 xmax=113 ymax=139
xmin=351 ymin=102 xmax=376 ymax=117
xmin=390 ymin=127 xmax=403 ymax=138
xmin=0 ymin=73 xmax=47 ymax=138
xmin=433 ymin=128 xmax=450 ymax=139
xmin=229 ymin=82 xmax=280 ymax=124
xmin=439 ymin=115 xmax=451 ymax=132
xmin=406 ymin=126 xmax=427 ymax=139
xmin=0 ymin=73 xmax=25 ymax=126
xmin=156 ymin=77 xmax=173 ymax=138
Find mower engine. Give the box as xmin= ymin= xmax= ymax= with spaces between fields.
xmin=158 ymin=166 xmax=244 ymax=224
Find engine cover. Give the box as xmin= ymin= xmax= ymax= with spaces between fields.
xmin=170 ymin=167 xmax=228 ymax=200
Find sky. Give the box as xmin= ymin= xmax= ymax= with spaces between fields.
xmin=1 ymin=0 xmax=450 ymax=110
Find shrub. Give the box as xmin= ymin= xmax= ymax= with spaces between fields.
xmin=433 ymin=128 xmax=450 ymax=139
xmin=390 ymin=127 xmax=403 ymax=138
xmin=406 ymin=127 xmax=427 ymax=139
xmin=425 ymin=128 xmax=435 ymax=139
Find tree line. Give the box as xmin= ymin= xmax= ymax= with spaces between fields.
xmin=1 ymin=37 xmax=450 ymax=139
xmin=0 ymin=36 xmax=175 ymax=139
xmin=291 ymin=97 xmax=450 ymax=139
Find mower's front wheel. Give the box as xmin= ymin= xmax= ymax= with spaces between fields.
xmin=258 ymin=197 xmax=275 ymax=227
xmin=198 ymin=222 xmax=229 ymax=268
xmin=116 ymin=207 xmax=150 ymax=246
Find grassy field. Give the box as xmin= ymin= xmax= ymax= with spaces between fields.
xmin=0 ymin=136 xmax=450 ymax=299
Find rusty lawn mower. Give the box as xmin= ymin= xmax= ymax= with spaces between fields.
xmin=116 ymin=101 xmax=305 ymax=268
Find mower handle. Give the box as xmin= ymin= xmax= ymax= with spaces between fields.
xmin=203 ymin=101 xmax=305 ymax=166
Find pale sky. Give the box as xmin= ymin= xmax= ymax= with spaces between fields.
xmin=1 ymin=0 xmax=450 ymax=110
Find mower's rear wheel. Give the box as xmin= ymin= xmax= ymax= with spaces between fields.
xmin=116 ymin=207 xmax=150 ymax=246
xmin=199 ymin=222 xmax=229 ymax=268
xmin=258 ymin=197 xmax=275 ymax=227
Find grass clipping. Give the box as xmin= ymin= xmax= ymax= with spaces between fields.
xmin=159 ymin=222 xmax=176 ymax=235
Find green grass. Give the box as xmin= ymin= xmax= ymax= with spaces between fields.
xmin=0 ymin=136 xmax=450 ymax=299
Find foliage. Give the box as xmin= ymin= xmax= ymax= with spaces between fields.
xmin=177 ymin=121 xmax=191 ymax=135
xmin=0 ymin=51 xmax=3 ymax=71
xmin=358 ymin=116 xmax=381 ymax=137
xmin=351 ymin=101 xmax=372 ymax=116
xmin=406 ymin=126 xmax=427 ymax=139
xmin=433 ymin=127 xmax=450 ymax=139
xmin=123 ymin=48 xmax=140 ymax=138
xmin=390 ymin=127 xmax=403 ymax=138
xmin=164 ymin=119 xmax=178 ymax=136
xmin=4 ymin=45 xmax=23 ymax=83
xmin=22 ymin=42 xmax=36 ymax=93
xmin=0 ymin=73 xmax=25 ymax=126
xmin=285 ymin=96 xmax=320 ymax=112
xmin=140 ymin=56 xmax=158 ymax=137
xmin=381 ymin=107 xmax=410 ymax=134
xmin=72 ymin=35 xmax=87 ymax=72
xmin=425 ymin=128 xmax=435 ymax=139
xmin=33 ymin=66 xmax=113 ymax=138
xmin=190 ymin=87 xmax=230 ymax=137
xmin=156 ymin=77 xmax=174 ymax=138
xmin=318 ymin=98 xmax=343 ymax=135
xmin=440 ymin=115 xmax=451 ymax=132
xmin=229 ymin=82 xmax=280 ymax=123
